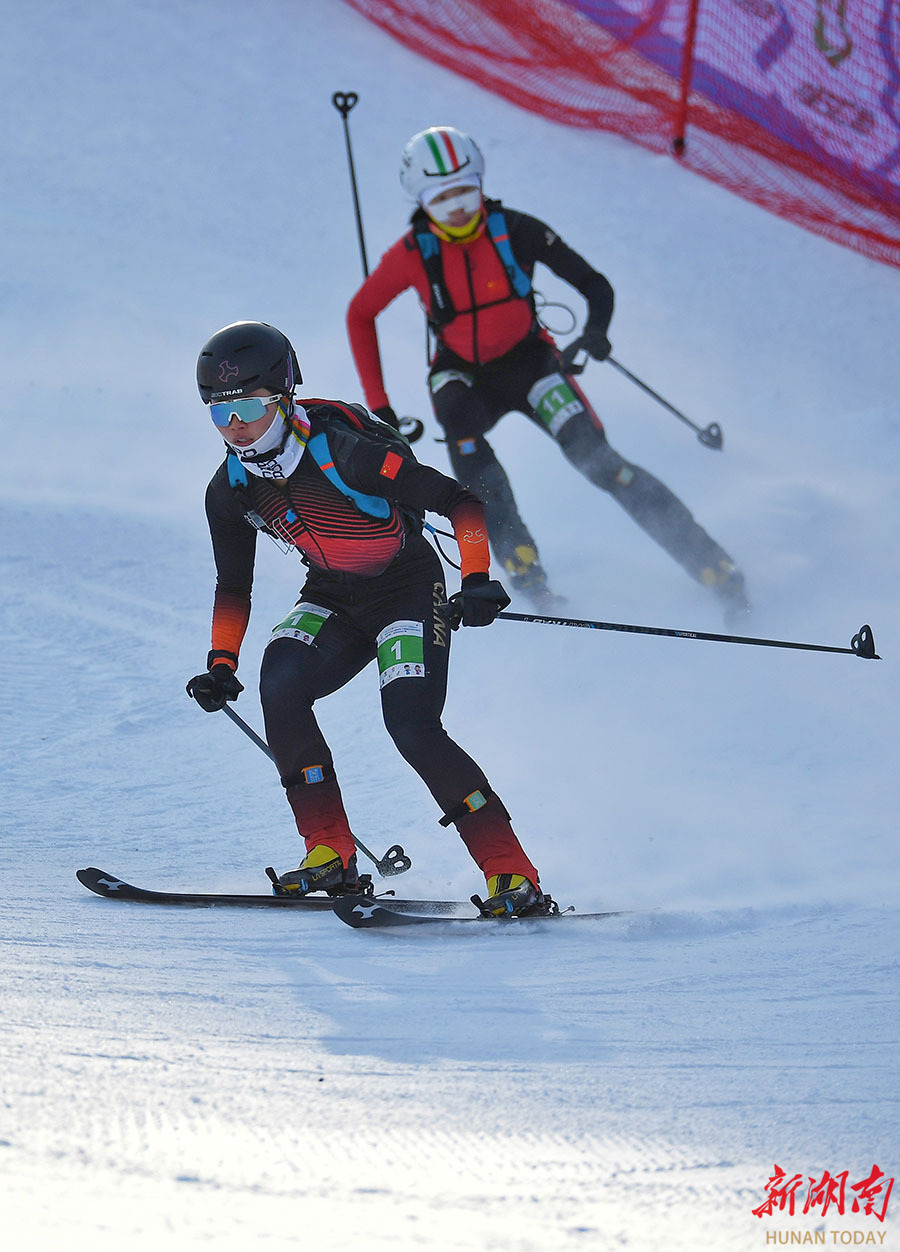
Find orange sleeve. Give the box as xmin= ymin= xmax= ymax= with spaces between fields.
xmin=448 ymin=498 xmax=491 ymax=580
xmin=346 ymin=236 xmax=423 ymax=411
xmin=210 ymin=589 xmax=251 ymax=670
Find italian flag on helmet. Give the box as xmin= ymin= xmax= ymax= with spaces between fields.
xmin=400 ymin=126 xmax=485 ymax=204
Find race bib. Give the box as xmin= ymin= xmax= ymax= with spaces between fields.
xmin=269 ymin=602 xmax=333 ymax=646
xmin=430 ymin=369 xmax=474 ymax=394
xmin=376 ymin=620 xmax=425 ymax=688
xmin=528 ymin=372 xmax=583 ymax=435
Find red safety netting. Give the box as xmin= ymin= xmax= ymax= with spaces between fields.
xmin=343 ymin=0 xmax=900 ymax=268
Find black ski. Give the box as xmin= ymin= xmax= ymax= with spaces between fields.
xmin=332 ymin=895 xmax=627 ymax=929
xmin=75 ymin=867 xmax=467 ymax=914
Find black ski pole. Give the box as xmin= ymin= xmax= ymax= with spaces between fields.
xmin=332 ymin=91 xmax=369 ymax=278
xmin=219 ymin=703 xmax=413 ymax=877
xmin=560 ymin=339 xmax=723 ymax=450
xmin=331 ymin=91 xmax=425 ymax=445
xmin=496 ymin=612 xmax=880 ymax=660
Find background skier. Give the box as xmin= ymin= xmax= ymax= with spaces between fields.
xmin=347 ymin=125 xmax=749 ymax=620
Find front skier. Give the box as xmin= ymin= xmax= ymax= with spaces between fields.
xmin=186 ymin=320 xmax=550 ymax=918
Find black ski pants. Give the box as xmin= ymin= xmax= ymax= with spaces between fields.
xmin=429 ymin=334 xmax=735 ymax=586
xmin=257 ymin=536 xmax=538 ymax=882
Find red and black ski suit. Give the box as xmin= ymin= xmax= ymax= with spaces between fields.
xmin=347 ymin=201 xmax=739 ymax=595
xmin=203 ymin=400 xmax=539 ymax=885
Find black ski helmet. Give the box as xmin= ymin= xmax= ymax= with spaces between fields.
xmin=196 ymin=321 xmax=302 ymax=403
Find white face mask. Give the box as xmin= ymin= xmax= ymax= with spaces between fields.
xmin=233 ymin=410 xmax=284 ymax=458
xmin=232 ymin=404 xmax=310 ymax=480
xmin=425 ymin=187 xmax=483 ymax=225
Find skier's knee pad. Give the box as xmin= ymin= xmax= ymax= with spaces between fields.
xmin=605 ymin=456 xmax=638 ymax=493
xmin=446 ymin=431 xmax=496 ymax=475
xmin=439 ymin=786 xmax=509 ymax=828
xmin=560 ymin=423 xmax=635 ymax=492
xmin=282 ymin=762 xmax=336 ymax=791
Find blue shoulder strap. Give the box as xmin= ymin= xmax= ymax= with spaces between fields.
xmin=306 ymin=431 xmax=391 ymax=519
xmin=412 ymin=205 xmax=532 ymax=303
xmin=486 ymin=208 xmax=532 ymax=298
xmin=416 ymin=228 xmax=442 ymax=260
xmin=227 ymin=453 xmax=248 ymax=489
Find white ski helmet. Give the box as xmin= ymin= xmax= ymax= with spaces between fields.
xmin=400 ymin=126 xmax=485 ymax=207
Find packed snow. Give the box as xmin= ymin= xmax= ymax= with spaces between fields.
xmin=2 ymin=2 xmax=897 ymax=1249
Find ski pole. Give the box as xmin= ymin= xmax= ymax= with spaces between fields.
xmin=220 ymin=703 xmax=413 ymax=877
xmin=332 ymin=91 xmax=369 ymax=277
xmin=496 ymin=612 xmax=880 ymax=660
xmin=331 ymin=91 xmax=425 ymax=445
xmin=560 ymin=340 xmax=723 ymax=450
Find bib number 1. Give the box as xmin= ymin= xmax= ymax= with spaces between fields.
xmin=269 ymin=602 xmax=333 ymax=645
xmin=377 ymin=620 xmax=425 ymax=688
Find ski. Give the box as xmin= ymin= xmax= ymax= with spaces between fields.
xmin=75 ymin=867 xmax=467 ymax=914
xmin=332 ymin=895 xmax=627 ymax=929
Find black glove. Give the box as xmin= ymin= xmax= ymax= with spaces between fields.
xmin=372 ymin=405 xmax=400 ymax=431
xmin=454 ymin=573 xmax=511 ymax=628
xmin=186 ymin=663 xmax=244 ymax=713
xmin=581 ymin=325 xmax=612 ymax=362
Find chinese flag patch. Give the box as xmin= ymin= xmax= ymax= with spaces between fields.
xmin=379 ymin=450 xmax=403 ymax=480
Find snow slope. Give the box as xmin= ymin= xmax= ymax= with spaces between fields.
xmin=1 ymin=2 xmax=898 ymax=1249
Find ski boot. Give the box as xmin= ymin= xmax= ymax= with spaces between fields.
xmin=701 ymin=559 xmax=751 ymax=627
xmin=276 ymin=846 xmax=372 ymax=897
xmin=472 ymin=873 xmax=559 ymax=919
xmin=503 ymin=545 xmax=567 ymax=612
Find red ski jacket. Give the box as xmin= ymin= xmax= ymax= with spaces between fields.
xmin=347 ymin=203 xmax=614 ymax=410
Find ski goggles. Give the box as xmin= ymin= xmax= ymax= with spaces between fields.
xmin=208 ymin=395 xmax=282 ymax=427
